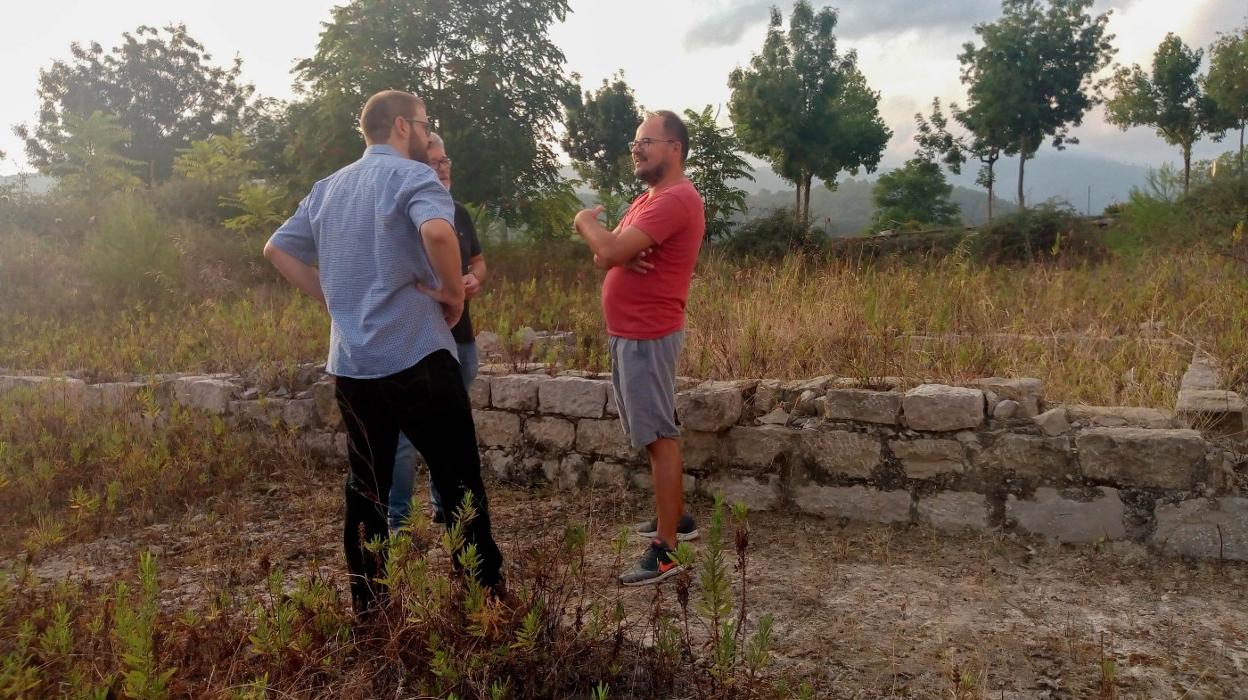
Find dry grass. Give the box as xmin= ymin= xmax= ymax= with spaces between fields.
xmin=5 ymin=229 xmax=1248 ymax=405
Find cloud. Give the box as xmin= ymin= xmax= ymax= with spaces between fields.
xmin=684 ymin=0 xmax=1002 ymax=51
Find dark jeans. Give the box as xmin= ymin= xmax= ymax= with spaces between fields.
xmin=334 ymin=349 xmax=503 ymax=612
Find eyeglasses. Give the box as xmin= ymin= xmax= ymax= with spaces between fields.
xmin=403 ymin=117 xmax=432 ymax=135
xmin=429 ymin=157 xmax=452 ymax=168
xmin=628 ymin=137 xmax=677 ymax=150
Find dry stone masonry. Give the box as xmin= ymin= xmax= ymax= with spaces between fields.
xmin=3 ymin=353 xmax=1247 ymax=562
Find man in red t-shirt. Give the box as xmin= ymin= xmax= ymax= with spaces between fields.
xmin=573 ymin=110 xmax=704 ymax=586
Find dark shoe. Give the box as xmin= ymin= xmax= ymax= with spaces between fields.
xmin=633 ymin=512 xmax=698 ymax=542
xmin=619 ymin=539 xmax=684 ymax=587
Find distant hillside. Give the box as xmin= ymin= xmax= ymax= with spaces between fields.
xmin=947 ymin=151 xmax=1152 ymax=215
xmin=742 ymin=179 xmax=1015 ymax=237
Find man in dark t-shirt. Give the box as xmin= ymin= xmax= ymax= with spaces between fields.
xmin=390 ymin=132 xmax=487 ymax=528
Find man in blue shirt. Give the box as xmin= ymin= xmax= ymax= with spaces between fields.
xmin=264 ymin=90 xmax=504 ymax=613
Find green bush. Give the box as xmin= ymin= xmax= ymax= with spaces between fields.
xmin=967 ymin=204 xmax=1105 ymax=264
xmin=717 ymin=209 xmax=824 ymax=259
xmin=83 ymin=195 xmax=181 ymax=299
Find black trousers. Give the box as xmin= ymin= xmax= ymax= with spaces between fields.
xmin=334 ymin=349 xmax=503 ymax=612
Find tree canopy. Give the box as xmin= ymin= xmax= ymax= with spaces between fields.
xmin=728 ymin=1 xmax=890 ymax=225
xmin=561 ymin=72 xmax=643 ymax=197
xmin=683 ymin=105 xmax=755 ymax=241
xmin=15 ymin=24 xmax=258 ymax=184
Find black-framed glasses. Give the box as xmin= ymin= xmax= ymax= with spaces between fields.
xmin=429 ymin=157 xmax=453 ymax=168
xmin=404 ymin=117 xmax=432 ymax=135
xmin=628 ymin=137 xmax=677 ymax=150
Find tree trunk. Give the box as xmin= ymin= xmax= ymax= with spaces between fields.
xmin=986 ymin=161 xmax=995 ymax=221
xmin=1239 ymin=121 xmax=1244 ymax=177
xmin=1017 ymin=152 xmax=1027 ymax=210
xmin=1183 ymin=144 xmax=1191 ymax=195
xmin=802 ymin=173 xmax=813 ymax=230
xmin=794 ymin=185 xmax=801 ymax=222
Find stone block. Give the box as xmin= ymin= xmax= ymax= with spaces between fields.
xmin=902 ymin=384 xmax=984 ymax=432
xmin=0 ymin=375 xmax=88 ymax=402
xmin=311 ymin=379 xmax=341 ymax=430
xmin=976 ymin=377 xmax=1043 ymax=418
xmin=468 ymin=376 xmax=491 ymax=409
xmin=282 ymin=398 xmax=319 ymax=430
xmin=1180 ymin=353 xmax=1221 ymax=392
xmin=605 ymin=385 xmax=619 ymax=417
xmin=231 ymin=399 xmax=281 ymax=427
xmin=1076 ymin=428 xmax=1206 ymax=490
xmin=589 ymin=461 xmax=628 ymax=489
xmin=676 ymin=383 xmax=745 ymax=432
xmin=1152 ymin=497 xmax=1248 ymax=561
xmin=681 ymin=430 xmax=721 ymax=470
xmin=1033 ymin=407 xmax=1070 ymax=436
xmin=793 ymin=485 xmax=911 ymax=524
xmin=490 ymin=375 xmax=548 ymax=411
xmin=186 ymin=379 xmax=239 ymax=415
xmin=538 ymin=376 xmax=607 ymax=418
xmin=801 ymin=430 xmax=881 ymax=478
xmin=473 ymin=410 xmax=522 ymax=449
xmin=546 ymin=454 xmax=587 ymax=490
xmin=1006 ymin=487 xmax=1126 ymax=543
xmin=980 ymin=434 xmax=1073 ymax=480
xmin=723 ymin=425 xmax=795 ymax=469
xmin=482 ymin=449 xmax=514 ymax=480
xmin=1067 ymin=405 xmax=1180 ymax=429
xmin=300 ymin=431 xmax=340 ymax=459
xmin=699 ymin=473 xmax=783 ymax=511
xmin=81 ymin=382 xmax=145 ymax=411
xmin=750 ymin=379 xmax=785 ymax=416
xmin=993 ymin=400 xmax=1020 ymax=420
xmin=631 ymin=470 xmax=696 ymax=494
xmin=1175 ymin=389 xmax=1244 ymax=434
xmin=891 ymin=439 xmax=965 ymax=479
xmin=575 ymin=419 xmax=639 ymax=461
xmin=917 ymin=492 xmax=990 ymax=531
xmin=820 ymin=389 xmax=902 ymax=425
xmin=523 ymin=416 xmax=576 ymax=451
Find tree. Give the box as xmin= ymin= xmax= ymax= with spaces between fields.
xmin=914 ymin=97 xmax=1007 ymax=221
xmin=870 ymin=159 xmax=961 ymax=233
xmin=1207 ymin=26 xmax=1248 ymax=174
xmin=1106 ymin=34 xmax=1229 ymax=193
xmin=684 ymin=106 xmax=755 ymax=240
xmin=728 ymin=1 xmax=890 ymax=225
xmin=959 ymin=0 xmax=1115 ymax=208
xmin=53 ymin=111 xmax=143 ymax=200
xmin=561 ymin=71 xmax=642 ymax=196
xmin=15 ymin=24 xmax=258 ymax=184
xmin=173 ymin=133 xmax=258 ymax=189
xmin=289 ymin=0 xmax=574 ymax=218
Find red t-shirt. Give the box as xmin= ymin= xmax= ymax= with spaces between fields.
xmin=602 ymin=180 xmax=705 ymax=339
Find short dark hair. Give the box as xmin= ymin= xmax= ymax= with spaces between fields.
xmin=359 ymin=90 xmax=424 ymax=144
xmin=650 ymin=110 xmax=689 ymax=162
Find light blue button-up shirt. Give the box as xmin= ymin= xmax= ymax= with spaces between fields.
xmin=267 ymin=144 xmax=457 ymax=379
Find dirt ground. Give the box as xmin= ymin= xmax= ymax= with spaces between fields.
xmin=15 ymin=468 xmax=1248 ymax=699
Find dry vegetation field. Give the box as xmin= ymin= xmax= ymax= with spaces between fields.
xmin=4 ymin=206 xmax=1248 ymax=697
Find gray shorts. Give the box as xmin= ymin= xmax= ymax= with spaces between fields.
xmin=609 ymin=331 xmax=684 ymax=449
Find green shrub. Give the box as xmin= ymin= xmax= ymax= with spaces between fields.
xmin=83 ymin=195 xmax=181 ymax=299
xmin=718 ymin=209 xmax=824 ymax=259
xmin=967 ymin=204 xmax=1105 ymax=264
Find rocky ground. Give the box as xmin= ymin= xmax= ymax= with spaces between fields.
xmin=12 ymin=467 xmax=1248 ymax=699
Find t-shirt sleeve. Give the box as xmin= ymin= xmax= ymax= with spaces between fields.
xmin=456 ymin=203 xmax=482 ymax=257
xmin=403 ymin=165 xmax=456 ymax=230
xmin=626 ymin=190 xmax=689 ymax=245
xmin=266 ymin=192 xmax=318 ymax=266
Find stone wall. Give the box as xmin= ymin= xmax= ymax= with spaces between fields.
xmin=3 ymin=364 xmax=1246 ymax=562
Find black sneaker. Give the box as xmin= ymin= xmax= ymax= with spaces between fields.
xmin=619 ymin=539 xmax=684 ymax=587
xmin=633 ymin=513 xmax=699 ymax=542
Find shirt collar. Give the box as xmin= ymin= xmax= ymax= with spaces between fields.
xmin=364 ymin=144 xmax=404 ymax=158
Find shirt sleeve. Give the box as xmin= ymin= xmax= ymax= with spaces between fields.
xmin=402 ymin=165 xmax=455 ymax=230
xmin=266 ymin=192 xmax=318 ymax=265
xmin=456 ymin=203 xmax=483 ymax=257
xmin=625 ymin=190 xmax=688 ymax=245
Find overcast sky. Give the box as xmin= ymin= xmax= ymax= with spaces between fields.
xmin=0 ymin=0 xmax=1244 ymax=177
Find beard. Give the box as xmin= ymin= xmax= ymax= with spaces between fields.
xmin=407 ymin=131 xmax=427 ymax=161
xmin=635 ymin=159 xmax=666 ymax=186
